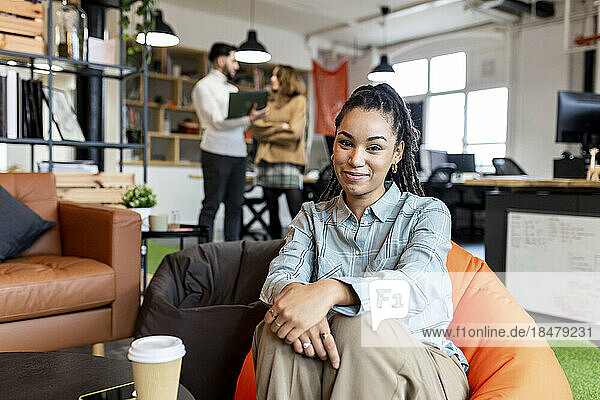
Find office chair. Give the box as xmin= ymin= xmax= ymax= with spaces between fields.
xmin=424 ymin=163 xmax=457 ymax=202
xmin=424 ymin=163 xmax=484 ymax=239
xmin=492 ymin=158 xmax=527 ymax=175
xmin=241 ymin=184 xmax=270 ymax=241
xmin=303 ymin=164 xmax=333 ymax=203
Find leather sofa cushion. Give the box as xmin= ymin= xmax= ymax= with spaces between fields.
xmin=0 ymin=173 xmax=61 ymax=257
xmin=0 ymin=255 xmax=116 ymax=323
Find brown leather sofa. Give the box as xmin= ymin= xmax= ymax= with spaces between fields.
xmin=0 ymin=172 xmax=141 ymax=351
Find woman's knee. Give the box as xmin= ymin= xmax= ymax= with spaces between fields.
xmin=330 ymin=313 xmax=422 ymax=355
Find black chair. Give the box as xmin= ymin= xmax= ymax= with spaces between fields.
xmin=492 ymin=158 xmax=527 ymax=175
xmin=424 ymin=163 xmax=484 ymax=239
xmin=303 ymin=164 xmax=333 ymax=203
xmin=135 ymin=240 xmax=284 ymax=400
xmin=424 ymin=163 xmax=458 ymax=202
xmin=241 ymin=184 xmax=270 ymax=241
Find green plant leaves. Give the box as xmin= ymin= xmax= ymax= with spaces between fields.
xmin=121 ymin=184 xmax=158 ymax=208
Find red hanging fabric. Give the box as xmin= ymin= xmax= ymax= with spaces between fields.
xmin=312 ymin=60 xmax=348 ymax=136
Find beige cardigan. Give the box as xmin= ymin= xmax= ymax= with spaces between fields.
xmin=251 ymin=95 xmax=306 ymax=167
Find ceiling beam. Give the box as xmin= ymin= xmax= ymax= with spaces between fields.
xmin=305 ymin=0 xmax=464 ymax=40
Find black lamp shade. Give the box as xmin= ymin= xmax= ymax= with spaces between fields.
xmin=136 ymin=9 xmax=179 ymax=47
xmin=235 ymin=30 xmax=271 ymax=63
xmin=154 ymin=11 xmax=175 ymax=35
xmin=368 ymin=54 xmax=395 ymax=82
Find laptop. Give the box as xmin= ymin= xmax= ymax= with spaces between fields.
xmin=227 ymin=91 xmax=269 ymax=119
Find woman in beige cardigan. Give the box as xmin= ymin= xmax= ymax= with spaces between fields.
xmin=251 ymin=65 xmax=307 ymax=238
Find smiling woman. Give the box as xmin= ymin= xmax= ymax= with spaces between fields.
xmin=253 ymin=84 xmax=470 ymax=399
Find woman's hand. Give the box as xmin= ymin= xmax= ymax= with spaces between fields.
xmin=291 ymin=318 xmax=340 ymax=369
xmin=264 ymin=282 xmax=334 ymax=340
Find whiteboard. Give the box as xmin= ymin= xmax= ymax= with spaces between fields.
xmin=506 ymin=210 xmax=600 ymax=322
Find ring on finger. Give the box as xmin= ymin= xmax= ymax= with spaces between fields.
xmin=320 ymin=332 xmax=330 ymax=340
xmin=275 ymin=321 xmax=282 ymax=328
xmin=302 ymin=342 xmax=311 ymax=349
xmin=269 ymin=309 xmax=276 ymax=317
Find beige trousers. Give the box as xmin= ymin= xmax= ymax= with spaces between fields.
xmin=253 ymin=313 xmax=469 ymax=400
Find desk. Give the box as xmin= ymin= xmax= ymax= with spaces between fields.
xmin=453 ymin=177 xmax=600 ymax=191
xmin=480 ymin=187 xmax=600 ymax=277
xmin=0 ymin=352 xmax=194 ymax=400
xmin=188 ymin=173 xmax=319 ymax=184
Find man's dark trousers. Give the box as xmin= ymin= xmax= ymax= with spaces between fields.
xmin=198 ymin=150 xmax=246 ymax=241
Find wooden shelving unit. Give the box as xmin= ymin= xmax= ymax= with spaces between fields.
xmin=125 ymin=45 xmax=206 ymax=166
xmin=0 ymin=0 xmax=147 ymax=181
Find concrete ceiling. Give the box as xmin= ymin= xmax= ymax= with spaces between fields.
xmin=165 ymin=0 xmax=504 ymax=48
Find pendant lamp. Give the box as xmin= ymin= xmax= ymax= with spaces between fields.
xmin=136 ymin=9 xmax=179 ymax=47
xmin=368 ymin=6 xmax=395 ymax=82
xmin=235 ymin=0 xmax=271 ymax=63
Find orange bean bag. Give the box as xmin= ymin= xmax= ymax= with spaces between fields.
xmin=234 ymin=242 xmax=573 ymax=399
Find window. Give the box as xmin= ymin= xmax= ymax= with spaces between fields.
xmin=393 ymin=52 xmax=508 ymax=170
xmin=430 ymin=52 xmax=466 ymax=93
xmin=428 ymin=93 xmax=465 ymax=154
xmin=391 ymin=59 xmax=428 ymax=97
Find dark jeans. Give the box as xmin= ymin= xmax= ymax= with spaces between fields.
xmin=263 ymin=187 xmax=303 ymax=239
xmin=198 ymin=150 xmax=246 ymax=241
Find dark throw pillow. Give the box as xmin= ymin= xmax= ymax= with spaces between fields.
xmin=0 ymin=185 xmax=56 ymax=262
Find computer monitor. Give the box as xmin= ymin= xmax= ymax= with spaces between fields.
xmin=428 ymin=150 xmax=448 ymax=171
xmin=447 ymin=153 xmax=476 ymax=172
xmin=556 ymin=91 xmax=600 ymax=154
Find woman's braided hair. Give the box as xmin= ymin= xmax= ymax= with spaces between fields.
xmin=319 ymin=83 xmax=424 ymax=202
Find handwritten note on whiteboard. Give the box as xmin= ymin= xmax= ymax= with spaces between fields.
xmin=506 ymin=211 xmax=600 ymax=322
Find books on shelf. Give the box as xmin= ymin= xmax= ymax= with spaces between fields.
xmin=37 ymin=160 xmax=99 ymax=174
xmin=0 ymin=71 xmax=44 ymax=139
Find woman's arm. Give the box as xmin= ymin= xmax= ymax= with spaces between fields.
xmin=259 ymin=204 xmax=316 ymax=305
xmin=251 ymin=118 xmax=285 ymax=140
xmin=332 ymin=199 xmax=453 ymax=323
xmin=261 ymin=97 xmax=307 ymax=145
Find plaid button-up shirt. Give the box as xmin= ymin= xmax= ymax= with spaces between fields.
xmin=260 ymin=182 xmax=468 ymax=372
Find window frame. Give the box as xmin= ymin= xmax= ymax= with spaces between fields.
xmin=393 ymin=51 xmax=508 ymax=170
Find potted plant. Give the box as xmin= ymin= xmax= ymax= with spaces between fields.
xmin=121 ymin=183 xmax=157 ymax=231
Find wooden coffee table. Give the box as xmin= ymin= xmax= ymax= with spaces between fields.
xmin=0 ymin=352 xmax=194 ymax=400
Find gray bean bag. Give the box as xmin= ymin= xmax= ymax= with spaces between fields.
xmin=135 ymin=239 xmax=284 ymax=400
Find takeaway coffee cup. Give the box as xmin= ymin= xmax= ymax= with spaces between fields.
xmin=127 ymin=335 xmax=186 ymax=400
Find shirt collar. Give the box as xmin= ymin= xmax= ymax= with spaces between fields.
xmin=333 ymin=181 xmax=402 ymax=224
xmin=209 ymin=69 xmax=228 ymax=83
xmin=369 ymin=182 xmax=401 ymax=222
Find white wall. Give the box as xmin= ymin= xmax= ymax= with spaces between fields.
xmin=510 ymin=22 xmax=579 ymax=177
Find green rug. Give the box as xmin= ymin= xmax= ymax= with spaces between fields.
xmin=145 ymin=241 xmax=599 ymax=398
xmin=551 ymin=341 xmax=600 ymax=400
xmin=146 ymin=240 xmax=179 ymax=275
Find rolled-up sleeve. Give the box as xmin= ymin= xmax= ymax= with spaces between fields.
xmin=332 ymin=200 xmax=453 ymax=331
xmin=192 ymin=84 xmax=250 ymax=131
xmin=259 ymin=204 xmax=315 ymax=305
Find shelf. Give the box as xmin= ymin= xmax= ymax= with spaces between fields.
xmin=148 ymin=72 xmax=199 ymax=84
xmin=124 ymin=160 xmax=202 ymax=167
xmin=0 ymin=138 xmax=145 ymax=149
xmin=126 ymin=99 xmax=196 ymax=112
xmin=0 ymin=49 xmax=139 ymax=79
xmin=149 ymin=131 xmax=202 ymax=140
xmin=235 ymin=83 xmax=255 ymax=91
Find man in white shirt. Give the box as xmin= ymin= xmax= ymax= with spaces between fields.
xmin=192 ymin=43 xmax=268 ymax=241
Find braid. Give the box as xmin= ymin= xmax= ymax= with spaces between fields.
xmin=319 ymin=83 xmax=424 ymax=202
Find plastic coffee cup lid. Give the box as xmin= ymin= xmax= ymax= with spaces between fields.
xmin=128 ymin=335 xmax=186 ymax=364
